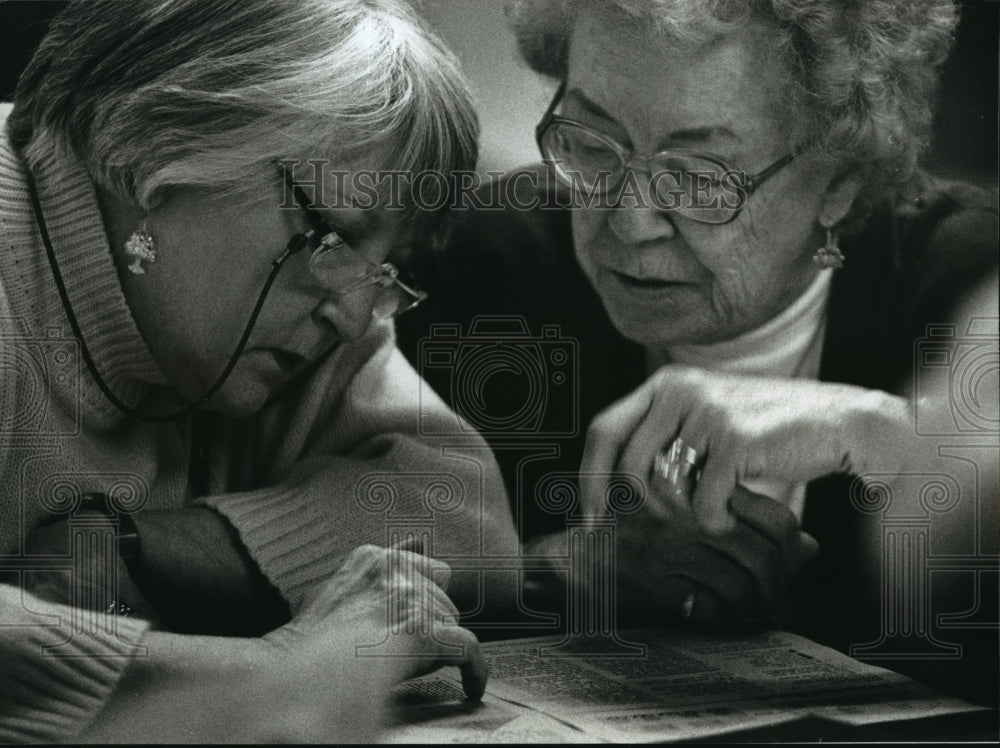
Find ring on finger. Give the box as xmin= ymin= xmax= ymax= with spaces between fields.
xmin=680 ymin=591 xmax=696 ymax=619
xmin=653 ymin=439 xmax=700 ymax=496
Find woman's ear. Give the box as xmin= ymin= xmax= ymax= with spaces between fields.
xmin=819 ymin=169 xmax=863 ymax=226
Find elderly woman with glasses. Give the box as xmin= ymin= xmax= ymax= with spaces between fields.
xmin=398 ymin=0 xmax=997 ymax=703
xmin=0 ymin=0 xmax=521 ymax=741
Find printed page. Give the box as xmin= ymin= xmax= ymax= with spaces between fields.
xmin=385 ymin=628 xmax=984 ymax=743
xmin=384 ymin=674 xmax=592 ymax=743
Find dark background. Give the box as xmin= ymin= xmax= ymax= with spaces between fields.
xmin=0 ymin=0 xmax=996 ymax=187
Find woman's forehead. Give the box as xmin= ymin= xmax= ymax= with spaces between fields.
xmin=565 ymin=10 xmax=790 ymax=154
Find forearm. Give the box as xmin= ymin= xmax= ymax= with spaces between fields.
xmin=840 ymin=388 xmax=981 ymax=486
xmin=80 ymin=631 xmax=270 ymax=744
xmin=0 ymin=585 xmax=151 ymax=744
xmin=87 ymin=545 xmax=487 ymax=743
xmin=82 ymin=629 xmax=387 ymax=743
xmin=202 ymin=438 xmax=520 ymax=616
xmin=838 ymin=388 xmax=915 ymax=477
xmin=130 ymin=507 xmax=288 ymax=635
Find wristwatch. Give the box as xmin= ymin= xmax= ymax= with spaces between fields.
xmin=78 ymin=492 xmax=141 ymax=562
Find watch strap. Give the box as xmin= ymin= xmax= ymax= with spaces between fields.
xmin=79 ymin=492 xmax=141 ymax=561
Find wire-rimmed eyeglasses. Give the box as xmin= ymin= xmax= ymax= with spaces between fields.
xmin=535 ymin=81 xmax=803 ymax=225
xmin=274 ymin=185 xmax=427 ymax=320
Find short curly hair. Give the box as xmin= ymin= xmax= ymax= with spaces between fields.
xmin=507 ymin=0 xmax=960 ymax=218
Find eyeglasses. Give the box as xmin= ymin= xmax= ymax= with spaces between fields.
xmin=279 ymin=185 xmax=427 ymax=320
xmin=535 ymin=81 xmax=802 ymax=225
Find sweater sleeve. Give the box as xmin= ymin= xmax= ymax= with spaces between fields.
xmin=199 ymin=322 xmax=521 ymax=613
xmin=0 ymin=585 xmax=151 ymax=743
xmin=0 ymin=276 xmax=15 ymax=523
xmin=0 ymin=274 xmax=154 ymax=744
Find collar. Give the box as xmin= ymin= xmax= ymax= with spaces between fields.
xmin=1 ymin=132 xmax=168 ymax=425
xmin=661 ymin=268 xmax=834 ymax=378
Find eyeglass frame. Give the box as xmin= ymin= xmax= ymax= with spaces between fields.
xmin=271 ymin=183 xmax=428 ymax=319
xmin=535 ymin=80 xmax=803 ymax=225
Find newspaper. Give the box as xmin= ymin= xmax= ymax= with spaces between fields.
xmin=385 ymin=628 xmax=984 ymax=743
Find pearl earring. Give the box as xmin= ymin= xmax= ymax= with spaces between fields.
xmin=124 ymin=221 xmax=156 ymax=275
xmin=813 ymin=225 xmax=845 ymax=269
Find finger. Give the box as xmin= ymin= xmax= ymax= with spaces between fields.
xmin=800 ymin=531 xmax=820 ymax=562
xmin=686 ymin=587 xmax=734 ymax=630
xmin=696 ymin=486 xmax=789 ymax=615
xmin=337 ymin=544 xmax=387 ymax=578
xmin=698 ymin=526 xmax=782 ymax=617
xmin=654 ymin=573 xmax=746 ymax=626
xmin=392 ymin=549 xmax=452 ymax=593
xmin=619 ymin=519 xmax=754 ymax=622
xmin=647 ymin=577 xmax=701 ymax=624
xmin=690 ymin=446 xmax=739 ymax=535
xmin=648 ymin=442 xmax=700 ymax=522
xmin=580 ymin=385 xmax=659 ymax=514
xmin=391 ymin=536 xmax=424 ymax=556
xmin=729 ymin=488 xmax=805 ymax=575
xmin=433 ymin=624 xmax=488 ymax=701
xmin=388 ymin=553 xmax=459 ymax=622
xmin=647 ymin=473 xmax=681 ymax=522
xmin=300 ymin=544 xmax=386 ymax=611
xmin=668 ymin=547 xmax=758 ymax=621
xmin=390 ymin=576 xmax=461 ymax=629
xmin=427 ymin=582 xmax=462 ymax=624
xmin=619 ymin=564 xmax=692 ymax=615
xmin=618 ymin=394 xmax=685 ymax=509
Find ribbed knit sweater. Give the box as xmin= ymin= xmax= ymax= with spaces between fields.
xmin=0 ymin=107 xmax=518 ymax=742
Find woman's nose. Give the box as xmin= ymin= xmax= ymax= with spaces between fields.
xmin=312 ymin=294 xmax=373 ymax=342
xmin=607 ymin=175 xmax=678 ymax=245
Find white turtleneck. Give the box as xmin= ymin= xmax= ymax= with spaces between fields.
xmin=650 ymin=268 xmax=835 ymax=518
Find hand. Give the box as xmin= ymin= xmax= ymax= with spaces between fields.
xmin=599 ymin=484 xmax=817 ymax=627
xmin=79 ymin=543 xmax=484 ymax=744
xmin=264 ymin=543 xmax=487 ymax=701
xmin=583 ymin=365 xmax=909 ymax=533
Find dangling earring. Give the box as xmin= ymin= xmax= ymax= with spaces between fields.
xmin=124 ymin=221 xmax=156 ymax=275
xmin=813 ymin=225 xmax=845 ymax=269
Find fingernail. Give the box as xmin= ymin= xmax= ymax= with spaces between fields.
xmin=681 ymin=592 xmax=696 ymax=619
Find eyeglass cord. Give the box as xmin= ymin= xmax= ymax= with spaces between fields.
xmin=24 ymin=164 xmax=310 ymax=424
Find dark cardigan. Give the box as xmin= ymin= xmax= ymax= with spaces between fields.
xmin=396 ymin=165 xmax=998 ymax=704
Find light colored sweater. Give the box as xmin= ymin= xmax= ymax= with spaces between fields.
xmin=0 ymin=110 xmax=518 ymax=742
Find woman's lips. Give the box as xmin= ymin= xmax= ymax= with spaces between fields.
xmin=607 ymin=269 xmax=696 ymax=293
xmin=264 ymin=348 xmax=307 ymax=374
xmin=259 ymin=338 xmax=341 ymax=378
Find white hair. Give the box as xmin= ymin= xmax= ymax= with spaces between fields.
xmin=507 ymin=0 xmax=960 ymax=217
